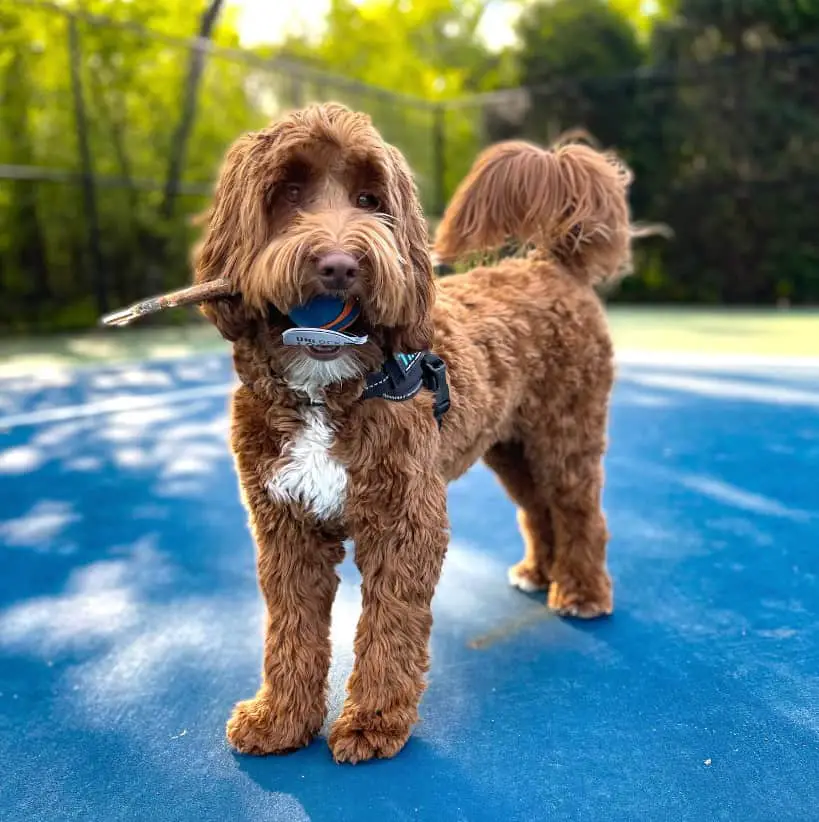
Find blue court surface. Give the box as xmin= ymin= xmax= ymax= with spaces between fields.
xmin=1 ymin=348 xmax=817 ymax=822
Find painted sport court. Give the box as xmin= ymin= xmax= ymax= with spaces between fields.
xmin=1 ymin=313 xmax=817 ymax=821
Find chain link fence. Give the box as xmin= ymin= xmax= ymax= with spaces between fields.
xmin=1 ymin=1 xmax=449 ymax=333
xmin=2 ymin=1 xmax=818 ymax=333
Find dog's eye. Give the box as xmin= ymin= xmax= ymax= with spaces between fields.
xmin=285 ymin=183 xmax=302 ymax=203
xmin=356 ymin=192 xmax=380 ymax=211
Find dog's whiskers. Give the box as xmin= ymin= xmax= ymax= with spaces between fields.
xmin=375 ymin=212 xmax=398 ymax=227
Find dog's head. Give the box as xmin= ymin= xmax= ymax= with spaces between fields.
xmin=193 ymin=103 xmax=434 ymax=370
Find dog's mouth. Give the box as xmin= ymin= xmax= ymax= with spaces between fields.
xmin=305 ymin=344 xmax=342 ymax=360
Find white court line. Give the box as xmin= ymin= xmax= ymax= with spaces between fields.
xmin=616 ymin=349 xmax=819 ymax=371
xmin=0 ymin=383 xmax=234 ymax=430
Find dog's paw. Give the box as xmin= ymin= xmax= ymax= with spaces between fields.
xmin=548 ymin=578 xmax=613 ymax=619
xmin=507 ymin=560 xmax=550 ymax=593
xmin=328 ymin=713 xmax=411 ymax=764
xmin=226 ymin=697 xmax=318 ymax=756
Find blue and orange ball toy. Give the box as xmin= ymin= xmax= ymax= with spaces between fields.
xmin=288 ymin=295 xmax=361 ymax=332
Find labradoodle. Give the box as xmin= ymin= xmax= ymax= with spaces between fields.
xmin=191 ymin=102 xmax=633 ymax=763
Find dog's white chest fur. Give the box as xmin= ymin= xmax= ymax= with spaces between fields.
xmin=267 ymin=406 xmax=348 ymax=520
xmin=266 ymin=354 xmax=360 ymax=520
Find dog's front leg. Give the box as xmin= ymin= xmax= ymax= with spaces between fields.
xmin=226 ymin=502 xmax=343 ymax=756
xmin=329 ymin=473 xmax=449 ymax=764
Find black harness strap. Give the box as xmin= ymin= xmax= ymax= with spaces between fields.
xmin=362 ymin=351 xmax=451 ymax=428
xmin=236 ymin=349 xmax=452 ymax=427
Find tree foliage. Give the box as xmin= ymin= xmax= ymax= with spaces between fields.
xmin=2 ymin=0 xmax=818 ymax=332
xmin=0 ymin=1 xmax=265 ymax=330
xmin=515 ymin=0 xmax=645 ymax=83
xmin=635 ymin=0 xmax=819 ymax=302
xmin=277 ymin=0 xmax=511 ymax=99
xmin=482 ymin=0 xmax=819 ymax=304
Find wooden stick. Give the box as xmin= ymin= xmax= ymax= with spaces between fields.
xmin=99 ymin=278 xmax=234 ymax=327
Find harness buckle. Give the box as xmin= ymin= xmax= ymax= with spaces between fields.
xmin=421 ymin=353 xmax=451 ymax=428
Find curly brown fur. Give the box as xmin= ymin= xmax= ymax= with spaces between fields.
xmin=434 ymin=138 xmax=634 ymax=284
xmin=196 ymin=104 xmax=629 ymax=763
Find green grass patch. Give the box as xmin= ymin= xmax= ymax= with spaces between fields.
xmin=606 ymin=306 xmax=819 ymax=357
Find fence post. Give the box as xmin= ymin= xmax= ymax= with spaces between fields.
xmin=290 ymin=74 xmax=305 ymax=108
xmin=432 ymin=103 xmax=446 ymax=216
xmin=67 ymin=12 xmax=108 ymax=316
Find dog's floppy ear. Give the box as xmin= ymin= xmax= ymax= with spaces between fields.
xmin=193 ymin=132 xmax=262 ymax=341
xmin=382 ymin=144 xmax=435 ymax=354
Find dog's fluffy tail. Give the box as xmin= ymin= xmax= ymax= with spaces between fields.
xmin=433 ymin=139 xmax=636 ymax=285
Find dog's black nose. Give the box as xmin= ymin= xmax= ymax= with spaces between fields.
xmin=317 ymin=252 xmax=359 ymax=290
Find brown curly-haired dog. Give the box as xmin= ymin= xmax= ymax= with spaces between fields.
xmin=192 ymin=102 xmax=633 ymax=764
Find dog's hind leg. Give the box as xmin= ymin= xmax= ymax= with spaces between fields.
xmin=483 ymin=441 xmax=554 ymax=593
xmin=490 ymin=376 xmax=614 ymax=619
xmin=520 ymin=390 xmax=614 ymax=619
xmin=540 ymin=442 xmax=612 ymax=619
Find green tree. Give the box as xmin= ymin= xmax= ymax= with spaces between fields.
xmin=637 ymin=0 xmax=819 ymax=302
xmin=515 ymin=0 xmax=645 ymax=85
xmin=272 ymin=0 xmax=505 ymax=211
xmin=652 ymin=0 xmax=819 ymax=61
xmin=277 ymin=0 xmax=503 ymax=100
xmin=480 ymin=0 xmax=647 ymax=151
xmin=0 ymin=1 xmax=260 ymax=331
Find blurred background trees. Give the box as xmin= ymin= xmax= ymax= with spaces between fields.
xmin=2 ymin=0 xmax=818 ymax=332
